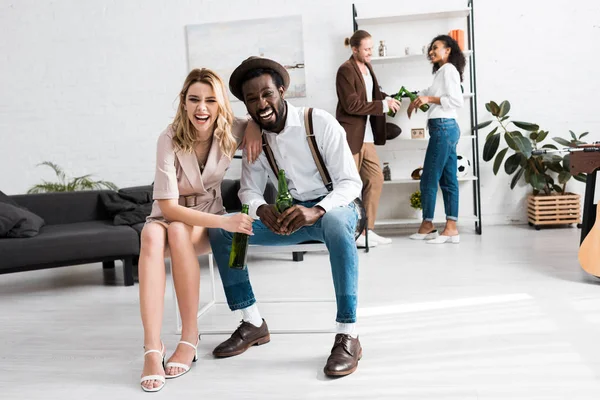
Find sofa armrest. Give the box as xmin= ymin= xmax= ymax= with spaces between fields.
xmin=10 ymin=190 xmax=112 ymax=225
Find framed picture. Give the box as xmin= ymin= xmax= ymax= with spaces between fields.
xmin=186 ymin=16 xmax=306 ymax=102
xmin=411 ymin=128 xmax=425 ymax=139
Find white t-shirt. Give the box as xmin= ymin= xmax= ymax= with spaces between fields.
xmin=361 ymin=68 xmax=375 ymax=143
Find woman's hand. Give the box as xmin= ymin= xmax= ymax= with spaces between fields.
xmin=220 ymin=213 xmax=254 ymax=235
xmin=407 ymin=96 xmax=429 ymax=119
xmin=240 ymin=118 xmax=262 ymax=163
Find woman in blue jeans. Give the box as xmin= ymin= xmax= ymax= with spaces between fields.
xmin=407 ymin=34 xmax=466 ymax=244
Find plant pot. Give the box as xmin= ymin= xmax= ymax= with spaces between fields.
xmin=527 ymin=192 xmax=581 ymax=230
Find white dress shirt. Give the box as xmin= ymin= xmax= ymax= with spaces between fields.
xmin=239 ymin=102 xmax=362 ymax=219
xmin=420 ymin=63 xmax=464 ymax=120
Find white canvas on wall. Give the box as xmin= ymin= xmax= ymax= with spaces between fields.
xmin=186 ymin=15 xmax=306 ymax=101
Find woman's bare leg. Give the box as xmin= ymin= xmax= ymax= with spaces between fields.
xmin=139 ymin=222 xmax=168 ymax=390
xmin=165 ymin=223 xmax=209 ymax=376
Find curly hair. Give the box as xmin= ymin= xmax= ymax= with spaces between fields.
xmin=171 ymin=68 xmax=237 ymax=158
xmin=426 ymin=34 xmax=466 ymax=82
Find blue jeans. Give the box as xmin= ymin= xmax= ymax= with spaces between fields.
xmin=420 ymin=118 xmax=460 ymax=221
xmin=208 ymin=199 xmax=359 ymax=323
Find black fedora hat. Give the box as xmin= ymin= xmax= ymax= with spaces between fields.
xmin=229 ymin=56 xmax=290 ymax=101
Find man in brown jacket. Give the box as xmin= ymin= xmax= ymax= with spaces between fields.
xmin=336 ymin=30 xmax=400 ymax=247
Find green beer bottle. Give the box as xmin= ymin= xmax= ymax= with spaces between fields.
xmin=276 ymin=169 xmax=293 ymax=213
xmin=400 ymin=86 xmax=430 ymax=112
xmin=229 ymin=204 xmax=250 ymax=270
xmin=386 ymin=90 xmax=403 ymax=117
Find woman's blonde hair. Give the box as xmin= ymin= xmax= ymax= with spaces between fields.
xmin=172 ymin=68 xmax=237 ymax=158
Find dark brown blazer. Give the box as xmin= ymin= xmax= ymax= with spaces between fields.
xmin=335 ymin=57 xmax=387 ymax=154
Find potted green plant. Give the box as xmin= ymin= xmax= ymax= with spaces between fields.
xmin=410 ymin=190 xmax=422 ymax=211
xmin=27 ymin=161 xmax=118 ymax=193
xmin=476 ymin=100 xmax=587 ymax=229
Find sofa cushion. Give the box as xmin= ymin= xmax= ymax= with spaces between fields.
xmin=0 ymin=203 xmax=46 ymax=238
xmin=0 ymin=190 xmax=19 ymax=207
xmin=0 ymin=221 xmax=139 ymax=270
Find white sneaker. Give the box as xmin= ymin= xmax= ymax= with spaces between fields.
xmin=356 ymin=234 xmax=377 ymax=248
xmin=368 ymin=230 xmax=392 ymax=245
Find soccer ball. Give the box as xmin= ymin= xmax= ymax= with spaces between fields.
xmin=457 ymin=155 xmax=471 ymax=177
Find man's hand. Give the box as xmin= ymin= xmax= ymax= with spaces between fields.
xmin=387 ymin=98 xmax=401 ymax=113
xmin=256 ymin=204 xmax=282 ymax=234
xmin=277 ymin=205 xmax=325 ymax=235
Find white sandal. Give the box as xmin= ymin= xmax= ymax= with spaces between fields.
xmin=409 ymin=230 xmax=439 ymax=240
xmin=140 ymin=342 xmax=166 ymax=392
xmin=427 ymin=234 xmax=460 ymax=244
xmin=165 ymin=339 xmax=199 ymax=379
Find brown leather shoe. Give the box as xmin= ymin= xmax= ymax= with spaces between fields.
xmin=212 ymin=319 xmax=270 ymax=358
xmin=323 ymin=334 xmax=362 ymax=377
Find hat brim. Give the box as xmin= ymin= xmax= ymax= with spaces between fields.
xmin=229 ymin=57 xmax=290 ymax=101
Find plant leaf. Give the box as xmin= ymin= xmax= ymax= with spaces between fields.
xmin=512 ymin=121 xmax=539 ymax=131
xmin=573 ymin=173 xmax=587 ymax=183
xmin=569 ymin=130 xmax=577 ymax=140
xmin=500 ymin=116 xmax=509 ymax=121
xmin=485 ymin=126 xmax=499 ymax=141
xmin=558 ymin=171 xmax=571 ymax=184
xmin=536 ymin=130 xmax=549 ymax=142
xmin=505 ymin=132 xmax=517 ymax=150
xmin=475 ymin=120 xmax=492 ymax=130
xmin=489 ymin=101 xmax=501 ymax=117
xmin=513 ymin=135 xmax=533 ymax=158
xmin=483 ymin=133 xmax=501 ymax=162
xmin=499 ymin=100 xmax=511 ymax=118
xmin=553 ymin=137 xmax=572 ymax=147
xmin=563 ymin=154 xmax=571 ymax=171
xmin=547 ymin=162 xmax=563 ymax=173
xmin=530 ymin=132 xmax=538 ymax=141
xmin=504 ymin=153 xmax=522 ymax=174
xmin=542 ymin=144 xmax=558 ymax=150
xmin=510 ymin=167 xmax=525 ymax=189
xmin=579 ymin=132 xmax=589 ymax=139
xmin=493 ymin=148 xmax=509 ymax=175
xmin=552 ymin=184 xmax=563 ymax=194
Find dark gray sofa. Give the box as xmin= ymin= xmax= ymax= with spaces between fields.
xmin=0 ymin=190 xmax=139 ymax=286
xmin=0 ymin=179 xmax=277 ymax=286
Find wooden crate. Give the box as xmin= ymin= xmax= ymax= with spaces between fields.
xmin=527 ymin=193 xmax=581 ymax=229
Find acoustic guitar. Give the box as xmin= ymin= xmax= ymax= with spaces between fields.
xmin=578 ymin=202 xmax=600 ymax=276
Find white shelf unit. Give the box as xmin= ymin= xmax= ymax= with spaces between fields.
xmin=353 ymin=1 xmax=482 ymax=233
xmin=371 ymin=50 xmax=473 ymax=64
xmin=355 ymin=8 xmax=471 ymax=25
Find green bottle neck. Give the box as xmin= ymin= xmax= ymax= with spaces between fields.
xmin=277 ymin=170 xmax=289 ymax=194
xmin=240 ymin=204 xmax=249 ymax=215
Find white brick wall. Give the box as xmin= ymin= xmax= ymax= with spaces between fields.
xmin=1 ymin=0 xmax=599 ymax=225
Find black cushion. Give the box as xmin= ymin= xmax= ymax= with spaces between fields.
xmin=0 ymin=190 xmax=19 ymax=207
xmin=0 ymin=221 xmax=140 ymax=270
xmin=0 ymin=201 xmax=46 ymax=238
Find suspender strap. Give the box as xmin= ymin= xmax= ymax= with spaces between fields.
xmin=261 ymin=107 xmax=334 ymax=193
xmin=261 ymin=134 xmax=279 ymax=176
xmin=303 ymin=108 xmax=334 ymax=192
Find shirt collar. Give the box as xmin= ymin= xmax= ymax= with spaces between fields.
xmin=263 ymin=101 xmax=300 ymax=136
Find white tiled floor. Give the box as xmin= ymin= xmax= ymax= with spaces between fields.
xmin=1 ymin=225 xmax=600 ymax=399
